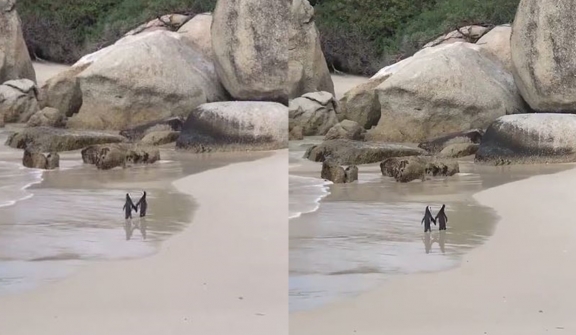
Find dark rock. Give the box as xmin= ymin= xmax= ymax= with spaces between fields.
xmin=81 ymin=143 xmax=160 ymax=170
xmin=119 ymin=117 xmax=184 ymax=141
xmin=321 ymin=159 xmax=358 ymax=183
xmin=46 ymin=152 xmax=60 ymax=169
xmin=439 ymin=143 xmax=479 ymax=158
xmin=304 ymin=139 xmax=425 ymax=165
xmin=6 ymin=127 xmax=126 ymax=152
xmin=380 ymin=156 xmax=459 ymax=182
xmin=289 ymin=125 xmax=304 ymax=140
xmin=418 ymin=129 xmax=484 ymax=154
xmin=22 ymin=149 xmax=46 ymax=169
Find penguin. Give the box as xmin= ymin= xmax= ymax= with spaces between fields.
xmin=123 ymin=193 xmax=138 ymax=220
xmin=435 ymin=204 xmax=448 ymax=231
xmin=135 ymin=191 xmax=147 ymax=217
xmin=421 ymin=206 xmax=436 ymax=233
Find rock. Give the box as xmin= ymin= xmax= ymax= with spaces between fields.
xmin=46 ymin=152 xmax=60 ymax=169
xmin=324 ymin=120 xmax=366 ymax=141
xmin=119 ymin=117 xmax=184 ymax=141
xmin=176 ymin=101 xmax=289 ymax=152
xmin=321 ymin=159 xmax=357 ymax=183
xmin=0 ymin=79 xmax=39 ymax=123
xmin=338 ymin=76 xmax=387 ymax=127
xmin=67 ymin=30 xmax=227 ymax=130
xmin=511 ymin=0 xmax=576 ymax=112
xmin=140 ymin=130 xmax=180 ymax=146
xmin=6 ymin=127 xmax=126 ymax=152
xmin=126 ymin=147 xmax=160 ymax=165
xmin=22 ymin=149 xmax=47 ymax=169
xmin=38 ymin=64 xmax=87 ymax=118
xmin=423 ymin=25 xmax=490 ymax=48
xmin=439 ymin=143 xmax=479 ymax=158
xmin=27 ymin=107 xmax=66 ymax=128
xmin=418 ymin=129 xmax=484 ymax=154
xmin=475 ymin=114 xmax=576 ymax=164
xmin=289 ymin=91 xmax=338 ymax=136
xmin=368 ymin=42 xmax=524 ymax=142
xmin=288 ymin=0 xmax=334 ymax=99
xmin=81 ymin=143 xmax=160 ymax=170
xmin=304 ymin=139 xmax=426 ymax=165
xmin=477 ymin=25 xmax=512 ymax=71
xmin=289 ymin=125 xmax=304 ymax=140
xmin=0 ymin=0 xmax=36 ymax=83
xmin=124 ymin=14 xmax=190 ymax=36
xmin=178 ymin=13 xmax=213 ymax=59
xmin=212 ymin=0 xmax=289 ymax=104
xmin=380 ymin=156 xmax=459 ymax=183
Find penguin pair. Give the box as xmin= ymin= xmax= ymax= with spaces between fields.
xmin=421 ymin=205 xmax=448 ymax=232
xmin=123 ymin=191 xmax=148 ymax=219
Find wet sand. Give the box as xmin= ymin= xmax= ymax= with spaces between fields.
xmin=0 ymin=149 xmax=287 ymax=335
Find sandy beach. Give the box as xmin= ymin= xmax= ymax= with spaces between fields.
xmin=291 ymin=162 xmax=576 ymax=334
xmin=0 ymin=149 xmax=287 ymax=335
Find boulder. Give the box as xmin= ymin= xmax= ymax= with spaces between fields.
xmin=119 ymin=117 xmax=184 ymax=141
xmin=338 ymin=76 xmax=387 ymax=127
xmin=510 ymin=0 xmax=576 ymax=112
xmin=288 ymin=0 xmax=335 ymax=99
xmin=212 ymin=0 xmax=289 ymax=104
xmin=368 ymin=42 xmax=524 ymax=142
xmin=304 ymin=139 xmax=426 ymax=165
xmin=418 ymin=129 xmax=484 ymax=154
xmin=0 ymin=79 xmax=39 ymax=123
xmin=475 ymin=114 xmax=576 ymax=164
xmin=81 ymin=143 xmax=160 ymax=170
xmin=178 ymin=13 xmax=213 ymax=59
xmin=324 ymin=120 xmax=366 ymax=141
xmin=6 ymin=126 xmax=126 ymax=152
xmin=380 ymin=156 xmax=459 ymax=183
xmin=0 ymin=0 xmax=36 ymax=83
xmin=140 ymin=130 xmax=180 ymax=146
xmin=439 ymin=143 xmax=479 ymax=158
xmin=477 ymin=25 xmax=512 ymax=71
xmin=289 ymin=91 xmax=338 ymax=136
xmin=321 ymin=159 xmax=358 ymax=183
xmin=423 ymin=25 xmax=490 ymax=48
xmin=22 ymin=149 xmax=59 ymax=170
xmin=46 ymin=152 xmax=60 ymax=169
xmin=176 ymin=101 xmax=289 ymax=152
xmin=67 ymin=30 xmax=227 ymax=130
xmin=38 ymin=63 xmax=87 ymax=117
xmin=27 ymin=107 xmax=66 ymax=128
xmin=289 ymin=125 xmax=304 ymax=140
xmin=124 ymin=14 xmax=190 ymax=36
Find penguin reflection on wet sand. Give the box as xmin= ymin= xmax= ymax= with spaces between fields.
xmin=123 ymin=193 xmax=138 ymax=219
xmin=421 ymin=206 xmax=436 ymax=233
xmin=435 ymin=204 xmax=448 ymax=231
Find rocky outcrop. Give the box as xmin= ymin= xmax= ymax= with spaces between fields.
xmin=511 ymin=0 xmax=576 ymax=112
xmin=288 ymin=0 xmax=334 ymax=99
xmin=212 ymin=0 xmax=289 ymax=104
xmin=119 ymin=117 xmax=184 ymax=141
xmin=439 ymin=143 xmax=479 ymax=158
xmin=176 ymin=101 xmax=288 ymax=152
xmin=177 ymin=13 xmax=213 ymax=59
xmin=418 ymin=129 xmax=484 ymax=154
xmin=475 ymin=114 xmax=576 ymax=164
xmin=6 ymin=127 xmax=126 ymax=152
xmin=477 ymin=25 xmax=512 ymax=71
xmin=321 ymin=159 xmax=358 ymax=183
xmin=27 ymin=107 xmax=66 ymax=128
xmin=324 ymin=120 xmax=366 ymax=141
xmin=368 ymin=43 xmax=524 ymax=142
xmin=140 ymin=130 xmax=179 ymax=146
xmin=66 ymin=30 xmax=227 ymax=130
xmin=337 ymin=76 xmax=387 ymax=127
xmin=380 ymin=156 xmax=459 ymax=183
xmin=289 ymin=125 xmax=304 ymax=140
xmin=124 ymin=14 xmax=190 ymax=36
xmin=38 ymin=64 xmax=87 ymax=118
xmin=423 ymin=25 xmax=489 ymax=48
xmin=304 ymin=139 xmax=426 ymax=165
xmin=0 ymin=79 xmax=39 ymax=123
xmin=0 ymin=0 xmax=36 ymax=83
xmin=22 ymin=149 xmax=59 ymax=170
xmin=81 ymin=143 xmax=160 ymax=170
xmin=289 ymin=91 xmax=337 ymax=136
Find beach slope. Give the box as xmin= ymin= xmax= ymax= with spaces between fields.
xmin=0 ymin=150 xmax=288 ymax=335
xmin=291 ymin=165 xmax=576 ymax=334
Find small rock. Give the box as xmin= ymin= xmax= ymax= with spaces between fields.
xmin=321 ymin=159 xmax=357 ymax=183
xmin=418 ymin=129 xmax=484 ymax=154
xmin=324 ymin=120 xmax=366 ymax=141
xmin=27 ymin=107 xmax=66 ymax=128
xmin=289 ymin=125 xmax=304 ymax=140
xmin=380 ymin=156 xmax=459 ymax=182
xmin=140 ymin=130 xmax=179 ymax=146
xmin=289 ymin=91 xmax=338 ymax=136
xmin=22 ymin=149 xmax=47 ymax=169
xmin=0 ymin=79 xmax=40 ymax=123
xmin=46 ymin=152 xmax=60 ymax=169
xmin=81 ymin=143 xmax=160 ymax=170
xmin=120 ymin=117 xmax=184 ymax=141
xmin=439 ymin=143 xmax=479 ymax=158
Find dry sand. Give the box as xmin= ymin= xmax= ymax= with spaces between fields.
xmin=32 ymin=61 xmax=70 ymax=86
xmin=291 ymin=164 xmax=576 ymax=334
xmin=331 ymin=74 xmax=369 ymax=99
xmin=0 ymin=150 xmax=288 ymax=335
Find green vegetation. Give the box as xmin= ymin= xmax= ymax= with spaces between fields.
xmin=17 ymin=0 xmax=519 ymax=75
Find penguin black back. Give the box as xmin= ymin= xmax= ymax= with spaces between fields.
xmin=136 ymin=191 xmax=148 ymax=217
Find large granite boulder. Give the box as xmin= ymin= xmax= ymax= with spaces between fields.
xmin=418 ymin=129 xmax=484 ymax=154
xmin=119 ymin=117 xmax=184 ymax=141
xmin=38 ymin=64 xmax=87 ymax=118
xmin=324 ymin=120 xmax=366 ymax=141
xmin=176 ymin=101 xmax=288 ymax=152
xmin=368 ymin=42 xmax=524 ymax=142
xmin=0 ymin=79 xmax=39 ymax=123
xmin=66 ymin=30 xmax=227 ymax=130
xmin=304 ymin=139 xmax=426 ymax=165
xmin=0 ymin=0 xmax=36 ymax=83
xmin=288 ymin=0 xmax=334 ymax=99
xmin=289 ymin=91 xmax=338 ymax=136
xmin=477 ymin=24 xmax=512 ymax=71
xmin=511 ymin=0 xmax=576 ymax=112
xmin=380 ymin=156 xmax=459 ymax=183
xmin=177 ymin=13 xmax=213 ymax=59
xmin=476 ymin=114 xmax=576 ymax=164
xmin=321 ymin=159 xmax=358 ymax=184
xmin=212 ymin=0 xmax=289 ymax=104
xmin=337 ymin=76 xmax=387 ymax=128
xmin=6 ymin=126 xmax=126 ymax=152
